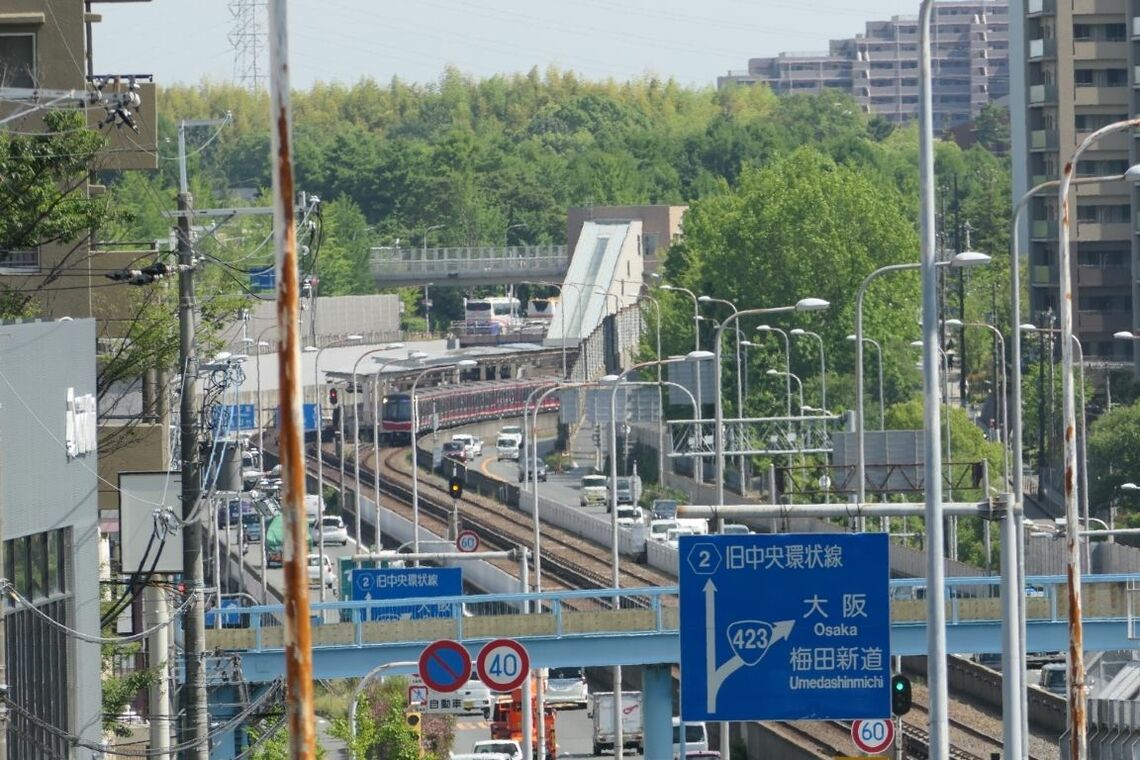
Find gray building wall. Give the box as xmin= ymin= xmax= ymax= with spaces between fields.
xmin=1 ymin=318 xmax=102 ymax=756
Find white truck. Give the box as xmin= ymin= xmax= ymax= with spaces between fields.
xmin=591 ymin=691 xmax=643 ymax=756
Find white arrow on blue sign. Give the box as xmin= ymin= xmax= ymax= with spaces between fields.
xmin=678 ymin=532 xmax=891 ymax=722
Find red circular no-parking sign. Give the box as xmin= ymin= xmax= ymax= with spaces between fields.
xmin=476 ymin=638 xmax=531 ymax=692
xmin=417 ymin=639 xmax=472 ymax=693
xmin=851 ymin=718 xmax=895 ymax=754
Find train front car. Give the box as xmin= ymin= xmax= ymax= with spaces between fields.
xmin=380 ymin=392 xmax=414 ymax=444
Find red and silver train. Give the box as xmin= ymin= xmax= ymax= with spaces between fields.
xmin=370 ymin=378 xmax=561 ymax=445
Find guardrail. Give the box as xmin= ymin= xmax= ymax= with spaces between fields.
xmin=204 ymin=574 xmax=1140 ymax=654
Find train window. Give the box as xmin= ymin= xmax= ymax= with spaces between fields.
xmin=382 ymin=395 xmax=412 ymax=422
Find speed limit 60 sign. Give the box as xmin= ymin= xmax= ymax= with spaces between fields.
xmin=851 ymin=718 xmax=895 ymax=754
xmin=476 ymin=638 xmax=530 ymax=692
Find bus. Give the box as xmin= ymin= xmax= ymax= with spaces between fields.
xmin=465 ymin=296 xmax=520 ymax=334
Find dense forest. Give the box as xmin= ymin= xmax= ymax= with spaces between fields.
xmin=100 ymin=70 xmax=1009 ymax=406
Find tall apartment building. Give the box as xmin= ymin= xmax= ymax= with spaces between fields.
xmin=718 ymin=1 xmax=1009 ymax=132
xmin=1011 ymin=0 xmax=1138 ymax=366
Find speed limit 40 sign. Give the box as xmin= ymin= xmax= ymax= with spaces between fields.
xmin=851 ymin=718 xmax=895 ymax=754
xmin=476 ymin=638 xmax=530 ymax=692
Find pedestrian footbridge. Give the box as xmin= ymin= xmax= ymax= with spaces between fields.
xmin=203 ymin=574 xmax=1140 ymax=684
xmin=369 ymin=244 xmax=569 ymax=286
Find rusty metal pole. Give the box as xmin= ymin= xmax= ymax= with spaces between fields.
xmin=1057 ymin=119 xmax=1140 ymax=760
xmin=268 ymin=1 xmax=316 ymax=758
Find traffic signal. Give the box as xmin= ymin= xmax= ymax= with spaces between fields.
xmin=405 ymin=710 xmax=421 ymax=738
xmin=891 ymin=674 xmax=912 ymax=716
xmin=448 ymin=476 xmax=464 ymax=499
xmin=328 ymin=387 xmax=339 ymax=406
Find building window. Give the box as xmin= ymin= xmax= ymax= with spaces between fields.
xmin=1074 ymin=69 xmax=1095 ymax=87
xmin=1105 ymin=23 xmax=1127 ymax=41
xmin=1106 ymin=68 xmax=1127 ymax=87
xmin=0 ymin=33 xmax=35 ymax=88
xmin=0 ymin=248 xmax=39 ymax=273
xmin=1073 ymin=24 xmax=1092 ymax=40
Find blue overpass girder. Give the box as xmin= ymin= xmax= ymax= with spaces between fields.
xmin=202 ymin=576 xmax=1140 ymax=684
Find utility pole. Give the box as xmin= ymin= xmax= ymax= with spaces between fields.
xmin=177 ymin=187 xmax=208 ymax=760
xmin=953 ymin=177 xmax=967 ymax=406
xmin=175 ymin=115 xmax=229 ymax=760
xmin=147 ymin=582 xmax=171 ymax=758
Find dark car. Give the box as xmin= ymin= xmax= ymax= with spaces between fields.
xmin=217 ymin=499 xmax=255 ymax=529
xmin=441 ymin=441 xmax=468 ymax=462
xmin=518 ymin=460 xmax=548 ymax=483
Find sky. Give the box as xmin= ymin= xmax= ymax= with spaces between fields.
xmin=93 ymin=0 xmax=920 ymax=90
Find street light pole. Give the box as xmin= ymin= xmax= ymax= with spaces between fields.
xmin=661 ymin=284 xmax=704 ymax=480
xmin=308 ymin=335 xmax=363 ymax=602
xmin=1058 ymin=120 xmax=1140 ymax=759
xmin=755 ymin=325 xmax=791 ymax=416
xmin=714 ymin=301 xmax=828 ymax=518
xmin=349 ymin=345 xmax=408 ymax=553
xmin=410 ymin=361 xmax=477 ymax=558
xmin=852 ymin=253 xmax=991 ymax=518
xmin=918 ymin=1 xmax=951 ymax=751
xmin=1022 ymin=326 xmax=1090 ymax=568
xmin=790 ymin=328 xmax=826 ymax=411
xmin=766 ymin=369 xmax=804 ymax=413
xmin=946 ymin=319 xmax=1008 ymax=485
xmin=701 ymin=295 xmax=747 ymax=490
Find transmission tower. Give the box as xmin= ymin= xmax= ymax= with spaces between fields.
xmin=228 ymin=0 xmax=266 ymax=91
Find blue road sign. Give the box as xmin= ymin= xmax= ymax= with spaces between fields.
xmin=350 ymin=567 xmax=463 ymax=621
xmin=275 ymin=404 xmax=319 ymax=432
xmin=679 ymin=533 xmax=890 ymax=722
xmin=211 ymin=404 xmax=257 ymax=431
xmin=249 ymin=266 xmax=275 ymax=291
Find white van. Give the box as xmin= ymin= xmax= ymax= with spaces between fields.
xmin=304 ymin=494 xmax=324 ymax=523
xmin=673 ymin=717 xmax=709 ymax=757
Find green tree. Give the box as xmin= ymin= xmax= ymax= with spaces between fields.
xmin=661 ymin=146 xmax=922 ymax=415
xmin=0 ymin=111 xmax=120 ymax=316
xmin=1088 ymin=401 xmax=1140 ymax=524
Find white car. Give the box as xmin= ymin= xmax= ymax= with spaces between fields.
xmin=311 ymin=515 xmax=349 ymax=546
xmin=616 ymin=505 xmax=643 ymax=527
xmin=470 ymin=740 xmax=522 ymax=759
xmin=545 ymin=666 xmax=589 ymax=709
xmin=665 ymin=526 xmax=697 ymax=549
xmin=451 ymin=433 xmax=483 ymax=458
xmin=306 ymin=553 xmax=336 ymax=591
xmin=649 ymin=519 xmax=679 ymax=543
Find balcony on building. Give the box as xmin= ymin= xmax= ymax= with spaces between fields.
xmin=1074 ymin=0 xmax=1119 ymax=12
xmin=1030 ymin=129 xmax=1059 ymax=150
xmin=1030 ymin=265 xmax=1058 ymax=287
xmin=1028 ymin=38 xmax=1057 ymax=59
xmin=1077 ymin=263 xmax=1132 ymax=287
xmin=1076 ymin=221 xmax=1133 ymax=240
xmin=1029 ymin=84 xmax=1058 ymax=104
xmin=1078 ymin=310 xmax=1133 ymax=334
xmin=1031 ymin=219 xmax=1057 ymax=239
xmin=1074 ymin=86 xmax=1129 ymax=107
xmin=1028 ymin=0 xmax=1056 ymax=14
xmin=1078 ymin=130 xmax=1130 ymax=152
xmin=1073 ymin=40 xmax=1128 ymax=61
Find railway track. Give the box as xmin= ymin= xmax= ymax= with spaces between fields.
xmin=289 ymin=440 xmax=675 ymax=609
xmin=283 ymin=436 xmax=1036 ymax=760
